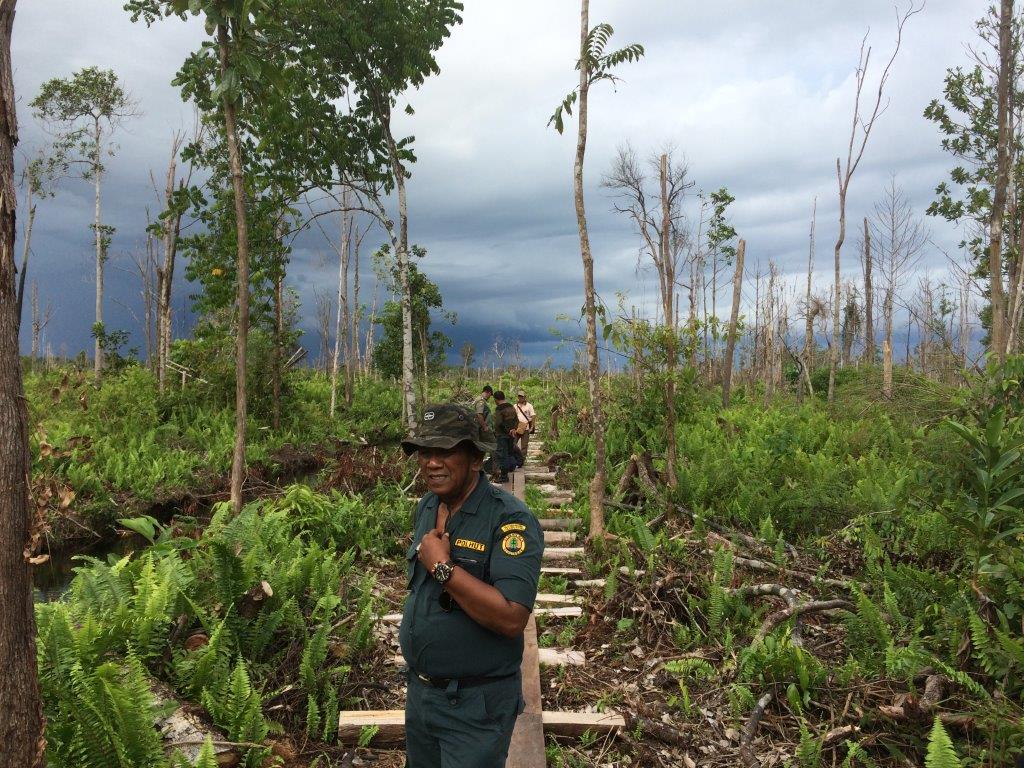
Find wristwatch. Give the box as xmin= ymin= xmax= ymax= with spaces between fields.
xmin=431 ymin=560 xmax=455 ymax=584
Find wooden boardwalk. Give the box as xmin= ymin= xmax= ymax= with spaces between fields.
xmin=339 ymin=430 xmax=623 ymax=765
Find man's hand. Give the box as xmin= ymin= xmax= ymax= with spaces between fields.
xmin=417 ymin=528 xmax=451 ymax=569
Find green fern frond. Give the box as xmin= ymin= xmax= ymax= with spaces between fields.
xmin=924 ymin=717 xmax=962 ymax=768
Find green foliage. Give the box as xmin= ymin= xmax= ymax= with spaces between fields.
xmin=925 ymin=717 xmax=963 ymax=768
xmin=373 ymin=257 xmax=455 ymax=379
xmin=38 ymin=480 xmax=392 ymax=763
xmin=548 ymin=22 xmax=644 ymax=134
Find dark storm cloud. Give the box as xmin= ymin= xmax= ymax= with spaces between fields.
xmin=14 ymin=1 xmax=985 ymax=364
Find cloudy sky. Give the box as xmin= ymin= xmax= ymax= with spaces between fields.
xmin=14 ymin=1 xmax=984 ymax=365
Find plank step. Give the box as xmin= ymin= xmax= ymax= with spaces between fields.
xmin=538 ymin=517 xmax=580 ymax=531
xmin=541 ymin=566 xmax=583 ymax=575
xmin=535 ymin=606 xmax=582 ymax=618
xmin=543 ymin=547 xmax=583 ymax=561
xmin=535 ymin=592 xmax=583 ymax=604
xmin=338 ymin=709 xmax=624 ymax=745
xmin=543 ymin=530 xmax=577 ymax=545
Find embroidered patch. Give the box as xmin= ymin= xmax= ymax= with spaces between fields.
xmin=454 ymin=537 xmax=486 ymax=553
xmin=501 ymin=532 xmax=526 ymax=557
xmin=500 ymin=522 xmax=527 ymax=533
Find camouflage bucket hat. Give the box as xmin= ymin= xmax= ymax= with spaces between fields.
xmin=401 ymin=403 xmax=497 ymax=456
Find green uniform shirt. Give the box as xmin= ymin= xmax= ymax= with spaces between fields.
xmin=399 ymin=471 xmax=544 ymax=679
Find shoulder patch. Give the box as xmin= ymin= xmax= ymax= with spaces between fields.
xmin=453 ymin=537 xmax=486 ymax=553
xmin=501 ymin=522 xmax=527 ymax=533
xmin=501 ymin=532 xmax=527 ymax=557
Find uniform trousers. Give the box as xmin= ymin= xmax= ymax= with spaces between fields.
xmin=405 ymin=671 xmax=523 ymax=767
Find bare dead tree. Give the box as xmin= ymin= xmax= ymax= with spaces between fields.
xmin=602 ymin=143 xmax=692 ymax=484
xmin=29 ymin=281 xmax=51 ymax=363
xmin=861 ymin=216 xmax=875 ymax=363
xmin=722 ymin=237 xmax=746 ymax=408
xmin=314 ymin=287 xmax=333 ymax=373
xmin=800 ymin=199 xmax=817 ymax=403
xmin=872 ymin=177 xmax=927 ymax=396
xmin=128 ymin=222 xmax=158 ymax=367
xmin=828 ymin=3 xmax=920 ymax=402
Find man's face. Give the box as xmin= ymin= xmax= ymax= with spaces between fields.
xmin=417 ymin=444 xmax=482 ymax=498
xmin=517 ymin=395 xmax=526 ymax=404
xmin=483 ymin=390 xmax=492 ymax=400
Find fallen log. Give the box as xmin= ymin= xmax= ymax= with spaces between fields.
xmin=753 ymin=599 xmax=853 ymax=645
xmin=739 ymin=692 xmax=773 ymax=768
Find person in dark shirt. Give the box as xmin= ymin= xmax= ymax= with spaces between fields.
xmin=490 ymin=391 xmax=519 ymax=483
xmin=399 ymin=404 xmax=543 ymax=767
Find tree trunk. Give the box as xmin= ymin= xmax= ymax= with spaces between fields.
xmin=828 ymin=178 xmax=845 ymax=403
xmin=883 ymin=338 xmax=893 ymax=399
xmin=30 ymin=281 xmax=39 ymax=360
xmin=220 ymin=23 xmax=251 ymax=515
xmin=348 ymin=221 xmax=359 ymax=405
xmin=990 ymin=0 xmax=1012 ymax=363
xmin=722 ymin=238 xmax=746 ymax=408
xmin=659 ymin=154 xmax=677 ymax=489
xmin=0 ymin=2 xmax=46 ymax=761
xmin=375 ymin=99 xmax=417 ymax=430
xmin=156 ymin=147 xmax=181 ymax=394
xmin=93 ymin=120 xmax=104 ymax=382
xmin=862 ymin=216 xmax=874 ymax=364
xmin=801 ymin=199 xmax=816 ymax=403
xmin=330 ymin=190 xmax=351 ymax=417
xmin=271 ymin=215 xmax=284 ymax=432
xmin=14 ymin=178 xmax=30 ymax=325
xmin=575 ymin=0 xmax=607 ymax=537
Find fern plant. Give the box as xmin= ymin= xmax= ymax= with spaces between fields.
xmin=925 ymin=717 xmax=962 ymax=768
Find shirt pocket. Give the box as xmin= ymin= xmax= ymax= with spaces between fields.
xmin=452 ymin=553 xmax=487 ymax=582
xmin=406 ymin=542 xmax=419 ymax=588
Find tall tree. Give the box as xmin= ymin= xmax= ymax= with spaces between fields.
xmin=722 ymin=238 xmax=746 ymax=408
xmin=872 ymin=178 xmax=927 ymax=398
xmin=602 ymin=144 xmax=691 ymax=486
xmin=925 ymin=5 xmax=1024 ymax=354
xmin=990 ymin=0 xmax=1014 ymax=361
xmin=550 ymin=3 xmax=643 ymax=538
xmin=0 ymin=2 xmax=46 ymax=763
xmin=828 ymin=6 xmax=918 ymax=402
xmin=16 ymin=146 xmax=61 ymax=326
xmin=861 ymin=216 xmax=875 ymax=363
xmin=30 ymin=67 xmax=137 ymax=381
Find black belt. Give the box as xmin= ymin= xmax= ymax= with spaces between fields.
xmin=412 ymin=669 xmax=516 ymax=690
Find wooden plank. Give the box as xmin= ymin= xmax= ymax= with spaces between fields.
xmin=543 ymin=546 xmax=583 ymax=561
xmin=506 ymin=615 xmax=546 ymax=768
xmin=535 ymin=592 xmax=583 ymax=604
xmin=513 ymin=468 xmax=526 ymax=500
xmin=574 ymin=578 xmax=606 ymax=588
xmin=542 ymin=566 xmax=583 ymax=575
xmin=339 ymin=708 xmax=625 ymax=744
xmin=534 ymin=606 xmax=582 ymax=618
xmin=541 ymin=711 xmax=625 ymax=737
xmin=338 ymin=710 xmax=405 ymax=745
xmin=539 ymin=517 xmax=579 ymax=531
xmin=543 ymin=530 xmax=577 ymax=545
xmin=538 ymin=648 xmax=586 ymax=666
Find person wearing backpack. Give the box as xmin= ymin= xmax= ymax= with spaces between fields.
xmin=513 ymin=390 xmax=536 ymax=455
xmin=490 ymin=391 xmax=519 ymax=483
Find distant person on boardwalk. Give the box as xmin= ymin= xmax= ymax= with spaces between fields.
xmin=513 ymin=389 xmax=536 ymax=456
xmin=472 ymin=385 xmax=493 ymax=430
xmin=400 ymin=404 xmax=543 ymax=767
xmin=491 ymin=391 xmax=519 ymax=484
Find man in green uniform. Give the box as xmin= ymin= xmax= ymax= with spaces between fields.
xmin=490 ymin=391 xmax=519 ymax=484
xmin=400 ymin=403 xmax=544 ymax=767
